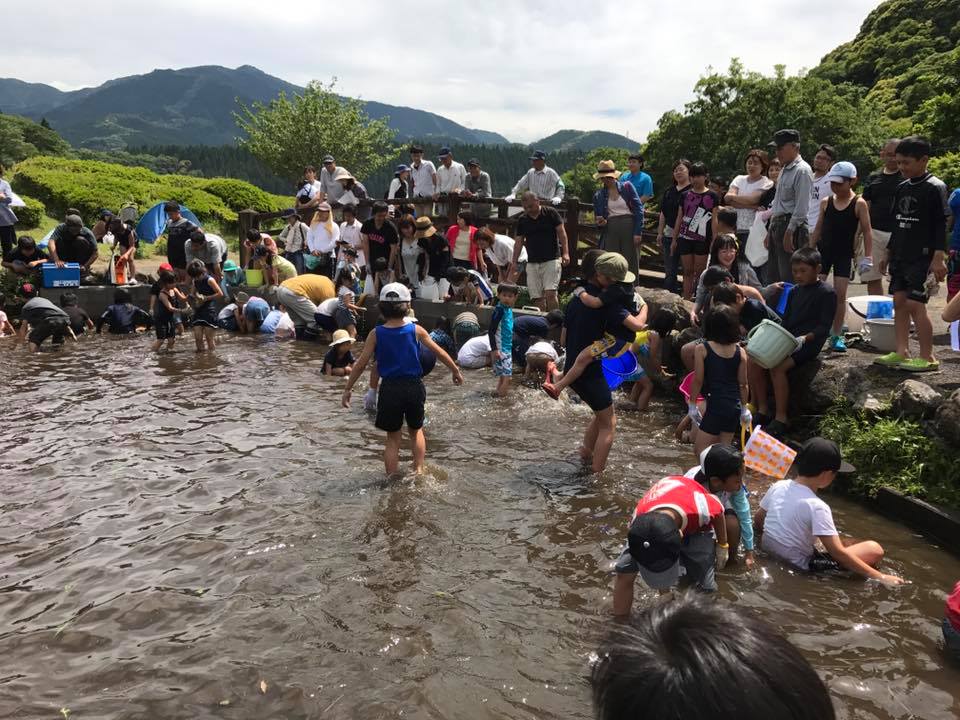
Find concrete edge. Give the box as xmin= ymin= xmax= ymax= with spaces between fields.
xmin=874 ymin=486 xmax=960 ymax=552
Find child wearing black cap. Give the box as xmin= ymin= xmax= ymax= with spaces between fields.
xmin=754 ymin=437 xmax=905 ymax=584
xmin=686 ymin=444 xmax=755 ymax=567
xmin=613 ymin=475 xmax=729 ymax=615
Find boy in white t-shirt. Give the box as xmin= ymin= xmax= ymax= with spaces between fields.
xmin=754 ymin=437 xmax=905 ymax=584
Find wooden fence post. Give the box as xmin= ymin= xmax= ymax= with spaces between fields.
xmin=564 ymin=197 xmax=580 ymax=274
xmin=238 ymin=209 xmax=259 ymax=269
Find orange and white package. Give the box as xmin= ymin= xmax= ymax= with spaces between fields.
xmin=743 ymin=426 xmax=797 ymax=479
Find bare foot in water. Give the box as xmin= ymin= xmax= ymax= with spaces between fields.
xmin=578 ymin=446 xmax=593 ymax=464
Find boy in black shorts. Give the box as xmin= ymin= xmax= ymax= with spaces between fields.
xmin=809 ymin=160 xmax=874 ymax=352
xmin=747 ymin=248 xmax=836 ymax=437
xmin=875 ymin=136 xmax=949 ymax=372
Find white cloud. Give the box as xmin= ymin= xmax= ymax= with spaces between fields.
xmin=5 ymin=0 xmax=882 ymax=143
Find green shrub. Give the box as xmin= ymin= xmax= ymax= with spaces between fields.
xmin=928 ymin=152 xmax=960 ymax=190
xmin=819 ymin=401 xmax=960 ymax=507
xmin=201 ymin=178 xmax=288 ymax=213
xmin=13 ymin=194 xmax=45 ymax=228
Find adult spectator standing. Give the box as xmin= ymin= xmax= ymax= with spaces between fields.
xmin=860 ymin=138 xmax=903 ymax=295
xmin=184 ymin=230 xmax=227 ymax=279
xmin=0 ymin=164 xmax=18 ymax=261
xmin=593 ymin=160 xmax=645 ymax=279
xmin=655 ymin=160 xmax=691 ymax=294
xmin=408 ymin=145 xmax=437 ymax=198
xmin=505 ymin=150 xmax=564 ymax=205
xmin=434 ymin=147 xmax=467 ymax=197
xmin=387 ymin=164 xmax=412 ymax=201
xmin=319 ymin=155 xmax=346 ymax=205
xmin=276 ymin=273 xmax=335 ymax=336
xmin=48 ymin=215 xmax=98 ymax=274
xmin=306 ymin=202 xmax=340 ymax=277
xmin=278 ymin=208 xmax=309 ymax=274
xmin=162 ymin=201 xmax=198 ymax=281
xmin=334 ymin=169 xmax=370 ymax=220
xmin=512 ymin=192 xmax=570 ymax=311
xmin=361 ymin=201 xmax=400 ymax=287
xmin=619 ymin=154 xmax=654 ymax=205
xmin=295 ymin=165 xmax=324 ymax=210
xmin=463 ymin=159 xmax=493 ymax=219
xmin=765 ymin=130 xmax=813 ymax=283
xmin=444 ymin=210 xmax=485 ymax=271
xmin=808 ymin=144 xmax=837 ymax=232
xmin=725 ymin=149 xmax=775 ymax=246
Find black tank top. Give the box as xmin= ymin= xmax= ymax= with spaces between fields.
xmin=821 ymin=195 xmax=859 ymax=250
xmin=704 ymin=342 xmax=741 ymax=402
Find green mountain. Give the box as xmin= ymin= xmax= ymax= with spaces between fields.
xmin=0 ymin=65 xmax=511 ymax=150
xmin=813 ymin=0 xmax=960 ymax=152
xmin=534 ymin=129 xmax=639 ymax=154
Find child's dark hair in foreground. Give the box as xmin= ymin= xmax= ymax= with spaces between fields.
xmin=591 ymin=593 xmax=835 ymax=720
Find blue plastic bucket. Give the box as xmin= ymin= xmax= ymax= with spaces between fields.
xmin=775 ymin=283 xmax=794 ymax=315
xmin=866 ymin=299 xmax=894 ymax=319
xmin=601 ymin=352 xmax=639 ymax=389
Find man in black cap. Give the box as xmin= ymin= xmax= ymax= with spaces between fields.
xmin=506 ymin=150 xmax=564 ymax=205
xmin=755 ymin=437 xmax=906 ymax=584
xmin=613 ymin=474 xmax=729 ymax=615
xmin=408 ymin=145 xmax=437 ymax=198
xmin=463 ymin=158 xmax=492 ymax=219
xmin=765 ymin=129 xmax=814 ymax=283
xmin=48 ymin=214 xmax=97 ymax=273
xmin=434 ymin=147 xmax=466 ymax=198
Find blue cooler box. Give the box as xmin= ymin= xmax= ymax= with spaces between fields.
xmin=42 ymin=263 xmax=81 ymax=288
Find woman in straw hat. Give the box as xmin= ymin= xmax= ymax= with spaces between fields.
xmin=415 ymin=216 xmax=450 ymax=298
xmin=592 ymin=159 xmax=646 ymax=280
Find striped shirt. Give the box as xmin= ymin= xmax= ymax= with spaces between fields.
xmin=511 ymin=167 xmax=565 ymax=201
xmin=467 ymin=269 xmax=494 ymax=301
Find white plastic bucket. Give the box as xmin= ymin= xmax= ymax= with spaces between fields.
xmin=419 ymin=277 xmax=441 ymax=302
xmin=746 ymin=319 xmax=801 ymax=369
xmin=866 ymin=319 xmax=897 ymax=352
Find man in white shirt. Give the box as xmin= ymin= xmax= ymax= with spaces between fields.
xmin=319 ymin=155 xmax=346 ymax=204
xmin=505 ymin=150 xmax=564 ymax=205
xmin=296 ymin=165 xmax=324 ymax=210
xmin=408 ymin=145 xmax=437 ymax=198
xmin=807 ymin=144 xmax=836 ymax=231
xmin=434 ymin=147 xmax=466 ymax=197
xmin=754 ymin=438 xmax=904 ymax=584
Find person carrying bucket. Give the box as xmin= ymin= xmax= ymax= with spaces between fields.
xmin=746 ymin=247 xmax=836 ymax=438
xmin=542 ymin=252 xmax=645 ymax=400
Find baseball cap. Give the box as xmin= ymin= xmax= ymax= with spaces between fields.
xmin=825 ymin=161 xmax=858 ymax=183
xmin=467 ymin=158 xmax=480 ymax=167
xmin=65 ymin=214 xmax=83 ymax=228
xmin=322 ymin=154 xmax=335 ymax=163
xmin=223 ymin=260 xmax=239 ymax=272
xmin=699 ymin=444 xmax=744 ymax=479
xmin=627 ymin=512 xmax=682 ymax=589
xmin=409 ymin=144 xmax=424 ymax=153
xmin=769 ymin=129 xmax=800 ymax=147
xmin=281 ymin=208 xmax=297 ymax=218
xmin=379 ymin=282 xmax=412 ymax=302
xmin=158 ymin=262 xmax=174 ymax=272
xmin=594 ymin=251 xmax=636 ymax=284
xmin=395 ymin=164 xmax=410 ymax=173
xmin=529 ymin=150 xmax=547 ymax=161
xmin=795 ymin=437 xmax=856 ymax=475
xmin=438 ymin=146 xmax=451 ymax=157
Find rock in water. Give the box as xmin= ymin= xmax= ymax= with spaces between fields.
xmin=934 ymin=389 xmax=960 ymax=448
xmin=641 ymin=288 xmax=692 ymax=331
xmin=891 ymin=379 xmax=944 ymax=420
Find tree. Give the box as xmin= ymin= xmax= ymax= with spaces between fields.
xmin=560 ymin=147 xmax=632 ymax=202
xmin=234 ymin=80 xmax=398 ymax=183
xmin=40 ymin=117 xmax=51 ymax=129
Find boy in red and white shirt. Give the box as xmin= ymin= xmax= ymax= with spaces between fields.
xmin=613 ymin=475 xmax=728 ymax=616
xmin=945 ymin=581 xmax=960 ymax=661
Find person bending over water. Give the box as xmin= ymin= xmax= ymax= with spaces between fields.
xmin=187 ymin=259 xmax=224 ymax=352
xmin=341 ymin=283 xmax=463 ymax=476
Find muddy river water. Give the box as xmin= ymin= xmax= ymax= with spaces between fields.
xmin=1 ymin=334 xmax=959 ymax=719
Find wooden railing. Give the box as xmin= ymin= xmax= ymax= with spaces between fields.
xmin=238 ymin=196 xmax=665 ymax=277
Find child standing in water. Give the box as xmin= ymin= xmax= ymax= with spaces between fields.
xmin=687 ymin=304 xmax=750 ymax=455
xmin=187 ymin=259 xmax=223 ymax=352
xmin=152 ymin=269 xmax=183 ymax=352
xmin=342 ymin=283 xmax=463 ymax=476
xmin=488 ymin=283 xmax=519 ymax=397
xmin=622 ymin=309 xmax=676 ymax=411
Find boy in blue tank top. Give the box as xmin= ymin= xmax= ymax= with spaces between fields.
xmin=342 ymin=283 xmax=463 ymax=475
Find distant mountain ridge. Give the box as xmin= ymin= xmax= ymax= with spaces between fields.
xmin=0 ymin=65 xmax=511 ymax=150
xmin=535 ymin=129 xmax=639 ymax=154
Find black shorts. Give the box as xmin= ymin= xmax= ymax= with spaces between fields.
xmin=808 ymin=550 xmax=841 ymax=573
xmin=28 ymin=318 xmax=68 ymax=346
xmin=375 ymin=377 xmax=426 ymax=432
xmin=677 ymin=237 xmax=709 ymax=256
xmin=155 ymin=317 xmax=178 ymax=340
xmin=790 ymin=339 xmax=825 ymax=367
xmin=888 ymin=258 xmax=930 ymax=304
xmin=569 ymin=361 xmax=612 ymax=412
xmin=700 ymin=399 xmax=740 ymax=435
xmin=818 ymin=241 xmax=853 ymax=280
xmin=315 ymin=313 xmax=338 ymax=333
xmin=334 ymin=307 xmax=357 ymax=329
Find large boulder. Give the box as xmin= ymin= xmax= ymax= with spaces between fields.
xmin=891 ymin=379 xmax=944 ymax=420
xmin=934 ymin=389 xmax=960 ymax=448
xmin=791 ymin=362 xmax=874 ymax=415
xmin=641 ymin=288 xmax=693 ymax=331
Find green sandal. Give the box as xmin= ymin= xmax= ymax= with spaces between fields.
xmin=874 ymin=352 xmax=906 ymax=367
xmin=898 ymin=358 xmax=940 ymax=373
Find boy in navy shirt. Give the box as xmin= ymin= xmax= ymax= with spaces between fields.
xmin=874 ymin=136 xmax=949 ymax=372
xmin=747 ymin=247 xmax=836 ymax=437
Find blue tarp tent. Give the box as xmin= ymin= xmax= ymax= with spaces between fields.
xmin=135 ymin=203 xmax=201 ymax=243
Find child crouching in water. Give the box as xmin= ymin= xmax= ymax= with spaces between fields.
xmin=621 ymin=309 xmax=676 ymax=411
xmin=687 ymin=304 xmax=750 ymax=455
xmin=95 ymin=288 xmax=153 ymax=334
xmin=488 ymin=283 xmax=519 ymax=397
xmin=152 ymin=270 xmax=185 ymax=352
xmin=187 ymin=259 xmax=223 ymax=352
xmin=341 ymin=283 xmax=463 ymax=475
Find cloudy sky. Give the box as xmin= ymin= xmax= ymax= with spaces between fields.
xmin=7 ymin=0 xmax=882 ymax=143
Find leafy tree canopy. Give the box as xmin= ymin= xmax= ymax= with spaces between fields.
xmin=0 ymin=113 xmax=71 ymax=167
